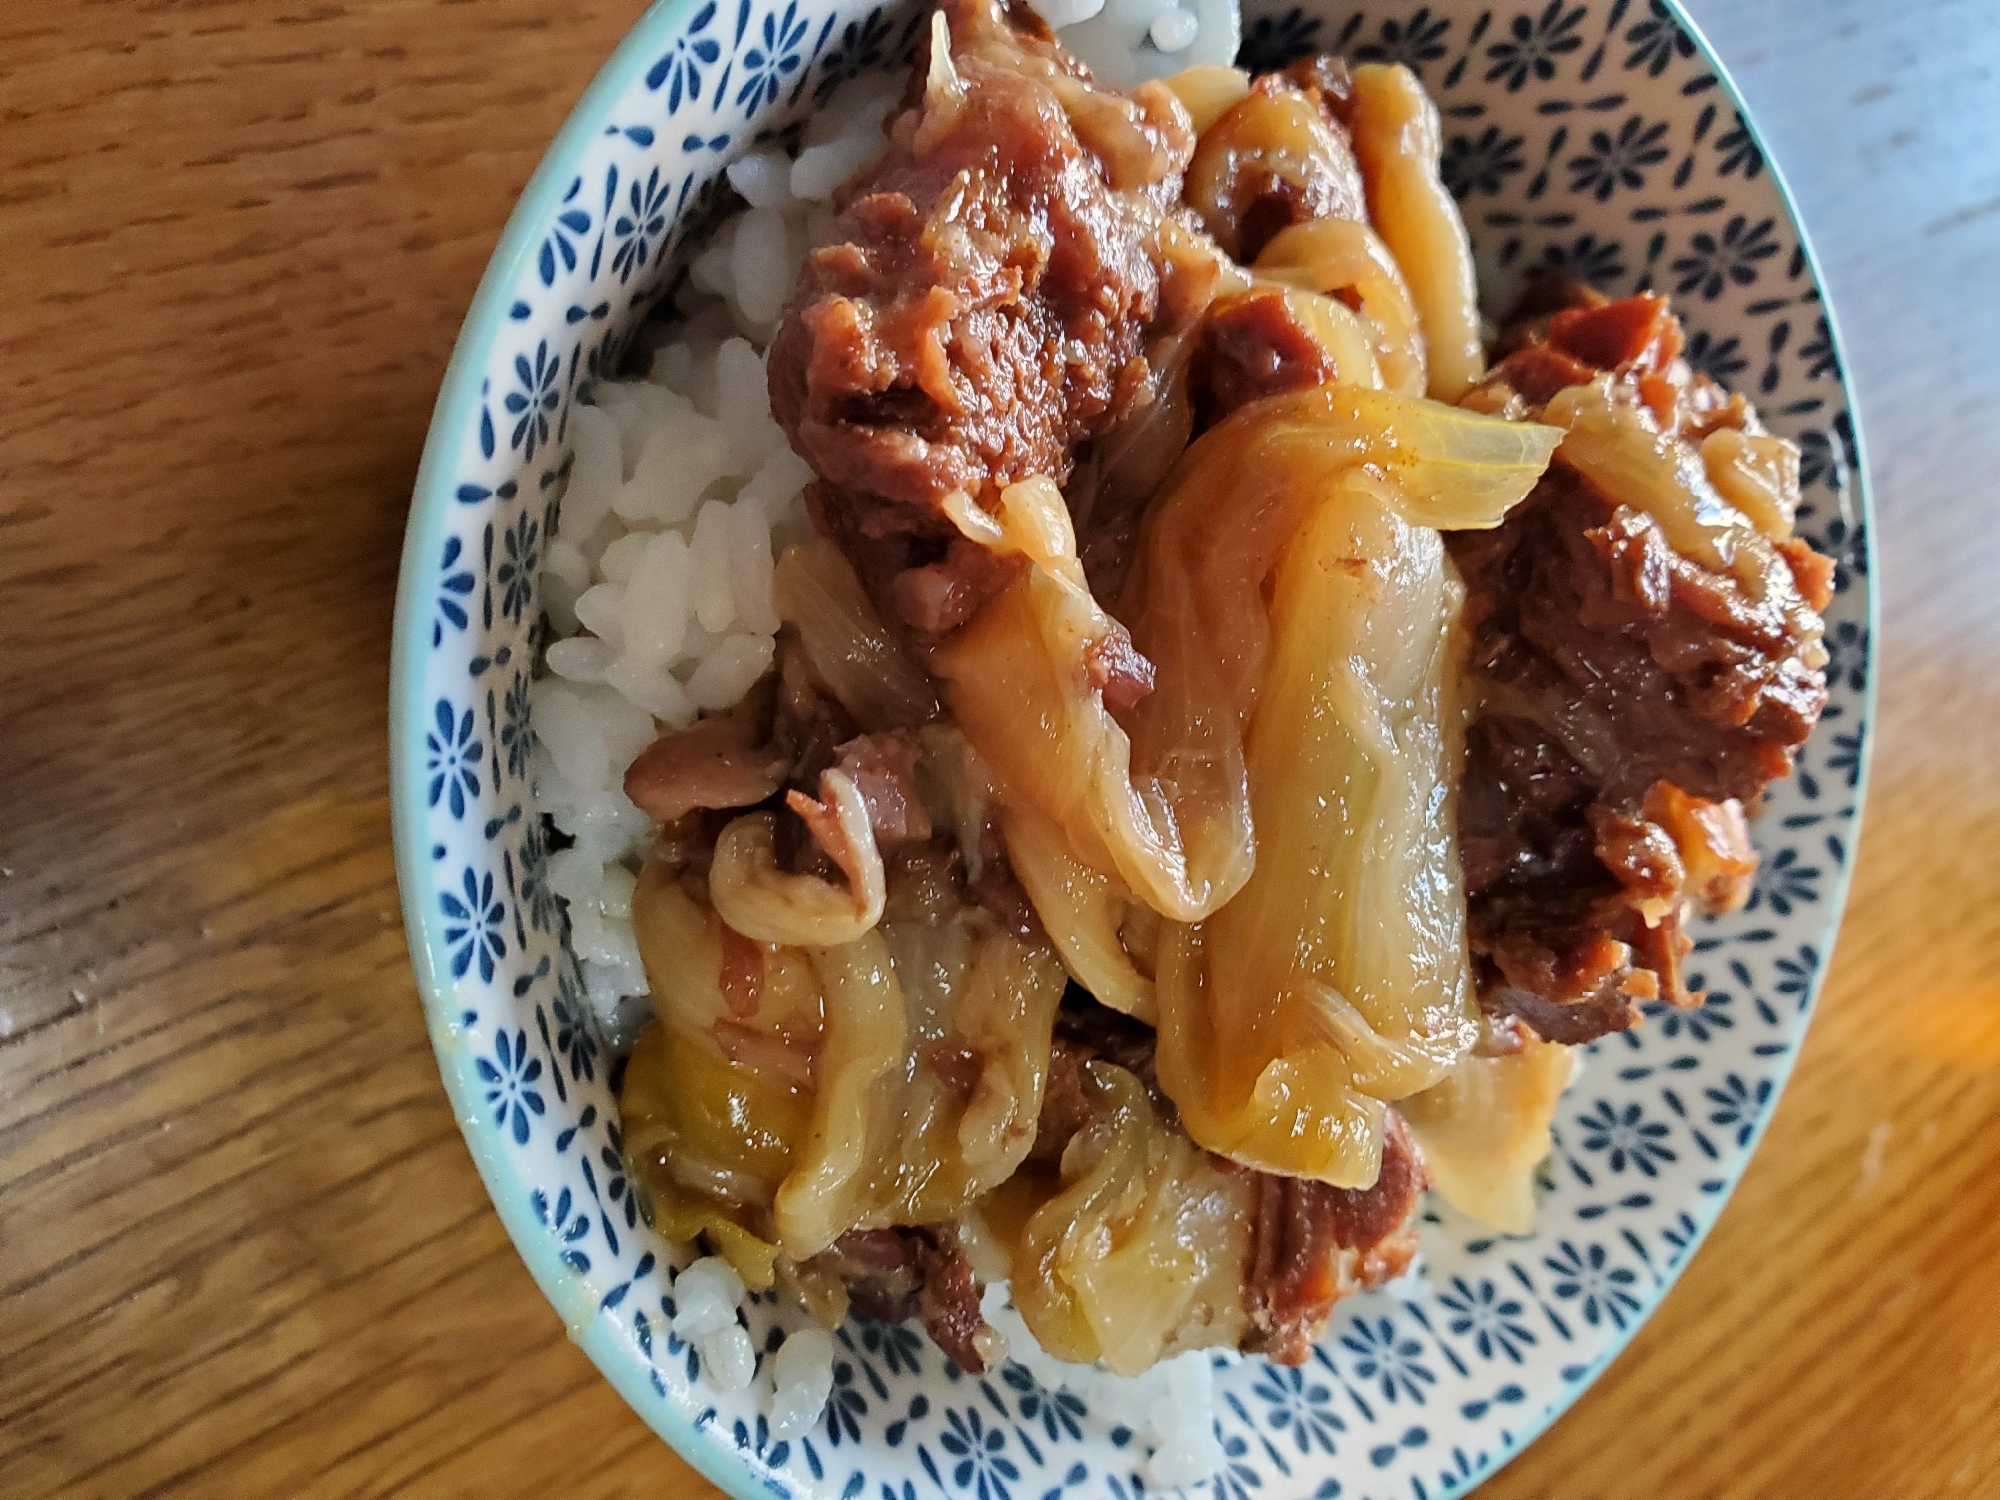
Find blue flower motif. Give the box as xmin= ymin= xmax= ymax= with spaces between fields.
xmin=1252 ymin=1361 xmax=1344 ymax=1454
xmin=1539 ymin=233 xmax=1626 ymax=289
xmin=814 ymin=5 xmax=897 ymax=102
xmin=1003 ymin=1364 xmax=1085 ymax=1443
xmin=858 ymin=1321 xmax=927 ymax=1378
xmin=1356 ymin=7 xmax=1449 ymax=68
xmin=1645 ymin=983 xmax=1734 ymax=1042
xmin=1683 ymin=328 xmax=1748 ymax=387
xmin=1575 ymin=1098 xmax=1676 ymax=1176
xmin=937 ymin=1406 xmax=1017 ymax=1497
xmin=478 ymin=1026 xmax=545 ymax=1144
xmin=434 ymin=535 xmax=475 ymax=647
xmin=441 ymin=866 xmax=507 ymax=982
xmin=518 ymin=822 xmax=560 ymax=940
xmin=539 ymin=178 xmax=593 ymax=286
xmin=825 ymin=1360 xmax=867 ymax=1444
xmin=531 ymin=1183 xmax=592 ymax=1273
xmin=1747 ymin=845 xmax=1819 ymax=918
xmin=612 ymin=166 xmax=675 ymax=284
xmin=1443 ymin=126 xmax=1526 ymax=199
xmin=426 ymin=699 xmax=483 ymax=818
xmin=598 ymin=1126 xmax=639 ymax=1235
xmin=1672 ymin=215 xmax=1780 ymax=299
xmin=1660 ymin=1209 xmax=1700 ymax=1263
xmin=500 ymin=671 xmax=534 ymax=783
xmin=1239 ymin=7 xmax=1322 ymax=74
xmin=1569 ymin=116 xmax=1671 ymax=201
xmin=736 ymin=1 xmax=810 ymax=115
xmin=1716 ymin=112 xmax=1764 ymax=179
xmin=549 ymin=964 xmax=599 ymax=1078
xmin=1798 ymin=314 xmax=1839 ymax=381
xmin=496 ymin=508 xmax=541 ymax=626
xmin=506 ymin=340 xmax=562 ymax=460
xmin=1485 ymin=0 xmax=1585 ymax=91
xmin=1624 ymin=0 xmax=1696 ymax=77
xmin=645 ymin=0 xmax=722 ymax=112
xmin=1773 ymin=944 xmax=1819 ymax=1010
xmin=1826 ymin=727 xmax=1865 ymax=789
xmin=1543 ymin=1241 xmax=1642 ymax=1329
xmin=1437 ymin=1276 xmax=1538 ymax=1362
xmin=1798 ymin=423 xmax=1851 ymax=494
xmin=1704 ymin=1072 xmax=1771 ymax=1147
xmin=1339 ymin=1315 xmax=1436 ymax=1405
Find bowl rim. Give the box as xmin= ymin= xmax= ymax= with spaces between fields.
xmin=387 ymin=0 xmax=1882 ymax=1493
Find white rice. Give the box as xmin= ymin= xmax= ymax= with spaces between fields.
xmin=530 ymin=69 xmax=901 ymax=1034
xmin=980 ymin=1285 xmax=1229 ymax=1486
xmin=531 ymin=54 xmax=1232 ymax=1480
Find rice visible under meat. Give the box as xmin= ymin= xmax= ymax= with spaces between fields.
xmin=529 ymin=71 xmax=901 ymax=1034
xmin=527 ymin=61 xmax=1239 ymax=1480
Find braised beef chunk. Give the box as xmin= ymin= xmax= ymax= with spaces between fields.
xmin=768 ymin=0 xmax=1195 ymax=542
xmin=1190 ymin=285 xmax=1339 ymax=423
xmin=831 ymin=730 xmax=932 ymax=845
xmin=623 ymin=682 xmax=788 ymax=822
xmin=1451 ymin=470 xmax=1800 ymax=1039
xmin=815 ymin=1225 xmax=997 ymax=1374
xmin=1243 ymin=1113 xmax=1427 ymax=1366
xmin=1450 ymin=284 xmax=1827 ymax=1045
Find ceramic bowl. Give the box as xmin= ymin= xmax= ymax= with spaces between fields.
xmin=390 ymin=1 xmax=1876 ymax=1493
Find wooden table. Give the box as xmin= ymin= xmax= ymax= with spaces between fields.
xmin=3 ymin=1 xmax=1995 ymax=1495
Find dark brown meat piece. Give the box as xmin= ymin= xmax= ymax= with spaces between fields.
xmin=1083 ymin=619 xmax=1155 ymax=710
xmin=1451 ymin=287 xmax=1828 ymax=1044
xmin=623 ymin=691 xmax=787 ymax=822
xmin=831 ymin=730 xmax=932 ymax=845
xmin=1243 ymin=1113 xmax=1427 ymax=1366
xmin=812 ymin=1225 xmax=998 ymax=1374
xmin=768 ymin=0 xmax=1194 ymax=530
xmin=1189 ymin=284 xmax=1338 ymax=424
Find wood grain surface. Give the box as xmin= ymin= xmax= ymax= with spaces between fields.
xmin=2 ymin=1 xmax=1995 ymax=1496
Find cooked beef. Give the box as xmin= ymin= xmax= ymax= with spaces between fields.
xmin=767 ymin=0 xmax=1195 ymax=547
xmin=772 ymin=638 xmax=861 ymax=790
xmin=1083 ymin=620 xmax=1156 ymax=710
xmin=1451 ymin=283 xmax=1830 ymax=1044
xmin=1190 ymin=284 xmax=1338 ymax=423
xmin=813 ymin=1225 xmax=998 ymax=1374
xmin=831 ymin=730 xmax=932 ymax=845
xmin=622 ymin=691 xmax=788 ymax=822
xmin=1243 ymin=1113 xmax=1426 ymax=1365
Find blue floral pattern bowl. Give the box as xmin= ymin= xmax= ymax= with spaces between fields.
xmin=390 ymin=1 xmax=1875 ymax=1494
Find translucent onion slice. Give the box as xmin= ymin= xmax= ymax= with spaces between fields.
xmin=1011 ymin=1061 xmax=1255 ymax=1373
xmin=773 ymin=538 xmax=941 ymax=732
xmin=708 ymin=771 xmax=887 ymax=946
xmin=1348 ymin=63 xmax=1485 ymax=401
xmin=1005 ymin=801 xmax=1157 ymax=1022
xmin=1400 ymin=1037 xmax=1576 ymax=1235
xmin=939 ymin=393 xmax=1558 ymax=931
xmin=1153 ymin=473 xmax=1482 ymax=1184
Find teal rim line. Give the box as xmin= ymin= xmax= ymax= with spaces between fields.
xmin=385 ymin=0 xmax=1883 ymax=1495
